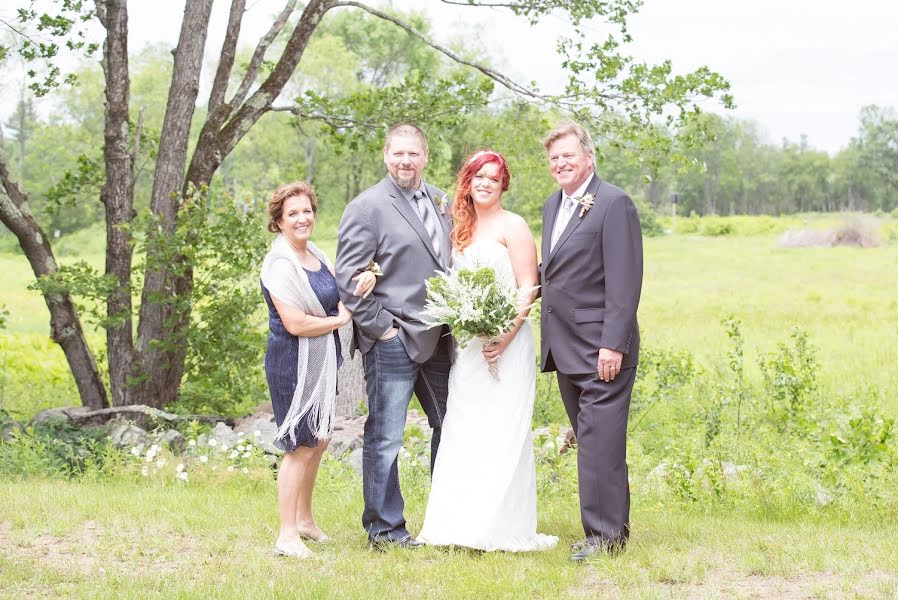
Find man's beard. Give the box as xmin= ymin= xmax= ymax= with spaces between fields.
xmin=394 ymin=170 xmax=417 ymax=189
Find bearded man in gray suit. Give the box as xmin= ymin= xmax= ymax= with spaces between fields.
xmin=538 ymin=121 xmax=643 ymax=561
xmin=336 ymin=123 xmax=451 ymax=549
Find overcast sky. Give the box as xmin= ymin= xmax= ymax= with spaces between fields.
xmin=5 ymin=0 xmax=897 ymax=154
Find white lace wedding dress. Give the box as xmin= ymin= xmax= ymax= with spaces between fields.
xmin=417 ymin=239 xmax=558 ymax=552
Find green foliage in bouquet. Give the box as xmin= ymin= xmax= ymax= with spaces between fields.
xmin=422 ymin=266 xmax=522 ymax=348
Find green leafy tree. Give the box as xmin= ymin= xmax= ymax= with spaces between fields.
xmin=1 ymin=0 xmax=731 ymax=411
xmin=849 ymin=105 xmax=898 ymax=211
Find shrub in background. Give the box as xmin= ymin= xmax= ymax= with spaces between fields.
xmin=635 ymin=198 xmax=664 ymax=237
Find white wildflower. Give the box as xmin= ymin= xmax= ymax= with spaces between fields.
xmin=141 ymin=466 xmax=149 ymax=477
xmin=155 ymin=458 xmax=166 ymax=468
xmin=229 ymin=450 xmax=239 ymax=459
xmin=241 ymin=467 xmax=249 ymax=474
xmin=188 ymin=439 xmax=197 ymax=447
xmin=242 ymin=452 xmax=251 ymax=459
xmin=177 ymin=471 xmax=188 ymax=482
xmin=208 ymin=438 xmax=218 ymax=447
xmin=175 ymin=463 xmax=185 ymax=473
xmin=253 ymin=430 xmax=261 ymax=437
xmin=130 ymin=447 xmax=142 ymax=457
xmin=199 ymin=455 xmax=209 ymax=463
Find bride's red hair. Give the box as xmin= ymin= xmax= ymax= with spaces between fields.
xmin=450 ymin=150 xmax=511 ymax=253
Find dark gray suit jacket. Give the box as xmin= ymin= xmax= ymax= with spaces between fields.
xmin=336 ymin=177 xmax=451 ymax=363
xmin=539 ymin=173 xmax=643 ymax=375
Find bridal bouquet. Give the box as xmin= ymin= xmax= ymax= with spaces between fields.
xmin=422 ymin=265 xmax=531 ymax=380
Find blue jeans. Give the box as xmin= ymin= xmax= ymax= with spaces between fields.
xmin=361 ymin=334 xmax=450 ymax=541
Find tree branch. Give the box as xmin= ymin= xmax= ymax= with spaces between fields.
xmin=208 ymin=0 xmax=333 ymax=174
xmin=228 ymin=0 xmax=298 ymax=111
xmin=0 ymin=152 xmax=29 ymax=209
xmin=0 ymin=151 xmax=109 ymax=410
xmin=438 ymin=1 xmax=519 ymax=6
xmin=269 ymin=103 xmax=482 ymax=131
xmin=209 ymin=0 xmax=246 ymax=114
xmin=93 ymin=1 xmax=109 ymax=29
xmin=332 ymin=1 xmax=544 ymax=99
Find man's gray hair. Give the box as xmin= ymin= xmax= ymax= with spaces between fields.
xmin=385 ymin=122 xmax=428 ymax=151
xmin=542 ymin=121 xmax=595 ymax=158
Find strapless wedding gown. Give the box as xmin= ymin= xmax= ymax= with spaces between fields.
xmin=417 ymin=239 xmax=558 ymax=552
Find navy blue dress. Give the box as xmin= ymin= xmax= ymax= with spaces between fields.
xmin=262 ymin=263 xmax=342 ymax=451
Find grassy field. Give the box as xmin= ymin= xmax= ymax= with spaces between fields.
xmin=2 ymin=215 xmax=898 ymax=598
xmin=2 ymin=463 xmax=898 ymax=599
xmin=3 ymin=217 xmax=897 ymax=417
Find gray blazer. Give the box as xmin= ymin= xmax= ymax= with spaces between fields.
xmin=336 ymin=176 xmax=452 ymax=363
xmin=539 ymin=173 xmax=643 ymax=374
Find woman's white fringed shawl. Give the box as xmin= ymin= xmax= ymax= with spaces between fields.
xmin=260 ymin=234 xmax=339 ymax=444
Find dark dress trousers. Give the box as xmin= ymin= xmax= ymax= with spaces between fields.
xmin=539 ymin=172 xmax=643 ymax=546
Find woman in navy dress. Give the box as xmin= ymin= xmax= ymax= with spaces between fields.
xmin=261 ymin=181 xmax=374 ymax=558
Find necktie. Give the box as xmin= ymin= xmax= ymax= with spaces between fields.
xmin=413 ymin=190 xmax=441 ymax=260
xmin=550 ymin=195 xmax=576 ymax=250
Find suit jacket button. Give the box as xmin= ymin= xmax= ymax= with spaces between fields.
xmin=547 ymin=306 xmax=553 ymax=313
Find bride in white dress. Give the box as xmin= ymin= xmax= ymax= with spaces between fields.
xmin=417 ymin=150 xmax=558 ymax=552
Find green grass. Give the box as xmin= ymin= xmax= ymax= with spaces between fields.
xmin=640 ymin=235 xmax=898 ymax=408
xmin=1 ymin=465 xmax=897 ymax=599
xmin=2 ymin=214 xmax=898 ymax=597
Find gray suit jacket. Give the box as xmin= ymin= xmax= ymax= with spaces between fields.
xmin=336 ymin=176 xmax=451 ymax=363
xmin=539 ymin=173 xmax=643 ymax=374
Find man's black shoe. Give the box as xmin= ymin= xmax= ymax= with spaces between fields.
xmin=570 ymin=539 xmax=625 ymax=562
xmin=367 ymin=535 xmax=424 ymax=551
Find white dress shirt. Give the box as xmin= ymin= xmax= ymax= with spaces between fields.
xmin=550 ymin=176 xmax=593 ymax=251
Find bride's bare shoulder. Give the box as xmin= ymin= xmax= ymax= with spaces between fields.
xmin=501 ymin=210 xmax=534 ymax=241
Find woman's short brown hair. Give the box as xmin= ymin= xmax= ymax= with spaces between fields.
xmin=267 ymin=181 xmax=318 ymax=233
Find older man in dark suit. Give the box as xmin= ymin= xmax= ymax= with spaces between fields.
xmin=538 ymin=121 xmax=643 ymax=561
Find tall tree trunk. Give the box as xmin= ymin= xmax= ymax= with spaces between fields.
xmin=133 ymin=0 xmax=215 ymax=409
xmin=97 ymin=0 xmax=136 ymax=406
xmin=0 ymin=153 xmax=108 ymax=409
xmin=130 ymin=0 xmax=332 ymax=409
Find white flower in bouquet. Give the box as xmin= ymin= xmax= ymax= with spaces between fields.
xmin=422 ymin=265 xmax=535 ymax=379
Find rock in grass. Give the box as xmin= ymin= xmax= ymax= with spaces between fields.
xmin=29 ymin=406 xmax=92 ymax=426
xmin=328 ymin=416 xmax=365 ymax=457
xmin=234 ymin=417 xmax=282 ymax=456
xmin=108 ymin=420 xmax=150 ymax=448
xmin=210 ymin=422 xmax=239 ymax=449
xmin=157 ymin=429 xmax=186 ymax=453
xmin=346 ymin=447 xmax=364 ymax=476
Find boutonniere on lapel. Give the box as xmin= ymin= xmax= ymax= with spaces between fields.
xmin=575 ymin=193 xmax=595 ymax=218
xmin=434 ymin=193 xmax=449 ymax=215
xmin=366 ymin=259 xmax=384 ymax=277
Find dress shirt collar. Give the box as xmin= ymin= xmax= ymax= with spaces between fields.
xmin=389 ymin=174 xmax=427 ymax=202
xmin=562 ymin=174 xmax=594 ymax=203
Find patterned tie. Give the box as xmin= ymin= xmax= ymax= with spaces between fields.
xmin=413 ymin=190 xmax=441 ymax=260
xmin=550 ymin=195 xmax=576 ymax=250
